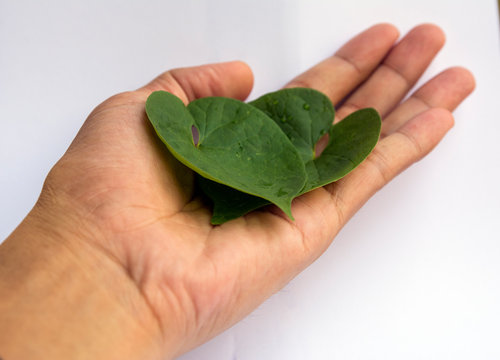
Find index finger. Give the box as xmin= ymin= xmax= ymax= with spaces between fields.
xmin=286 ymin=23 xmax=400 ymax=105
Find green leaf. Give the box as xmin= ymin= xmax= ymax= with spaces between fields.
xmin=300 ymin=107 xmax=381 ymax=193
xmin=249 ymin=87 xmax=334 ymax=163
xmin=197 ymin=175 xmax=269 ymax=225
xmin=198 ymin=89 xmax=381 ymax=224
xmin=145 ymin=91 xmax=307 ymax=218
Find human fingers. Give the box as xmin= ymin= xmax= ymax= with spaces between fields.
xmin=295 ymin=65 xmax=473 ymax=241
xmin=70 ymin=61 xmax=254 ymax=154
xmin=138 ymin=60 xmax=254 ymax=103
xmin=327 ymin=66 xmax=474 ymax=222
xmin=286 ymin=23 xmax=400 ymax=104
xmin=325 ymin=108 xmax=454 ymax=225
xmin=381 ymin=66 xmax=475 ymax=136
xmin=74 ymin=61 xmax=254 ymax=144
xmin=335 ymin=24 xmax=445 ymax=121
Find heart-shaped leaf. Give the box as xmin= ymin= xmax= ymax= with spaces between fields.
xmin=198 ymin=88 xmax=381 ymax=224
xmin=300 ymin=107 xmax=381 ymax=192
xmin=145 ymin=91 xmax=307 ymax=218
xmin=250 ymin=87 xmax=334 ymax=163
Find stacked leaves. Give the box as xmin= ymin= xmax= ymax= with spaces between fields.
xmin=146 ymin=88 xmax=381 ymax=224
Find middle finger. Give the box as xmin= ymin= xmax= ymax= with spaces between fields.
xmin=335 ymin=24 xmax=445 ymax=121
xmin=286 ymin=23 xmax=400 ymax=104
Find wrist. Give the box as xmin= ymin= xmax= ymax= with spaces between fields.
xmin=0 ymin=201 xmax=164 ymax=359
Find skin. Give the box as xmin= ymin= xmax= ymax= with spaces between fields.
xmin=0 ymin=24 xmax=475 ymax=359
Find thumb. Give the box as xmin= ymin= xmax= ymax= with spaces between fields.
xmin=65 ymin=61 xmax=253 ymax=158
xmin=139 ymin=61 xmax=254 ymax=103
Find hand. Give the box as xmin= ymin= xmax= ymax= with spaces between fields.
xmin=0 ymin=24 xmax=474 ymax=359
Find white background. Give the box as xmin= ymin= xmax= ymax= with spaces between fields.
xmin=1 ymin=1 xmax=499 ymax=359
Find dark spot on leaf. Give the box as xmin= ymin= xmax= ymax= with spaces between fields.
xmin=191 ymin=125 xmax=199 ymax=147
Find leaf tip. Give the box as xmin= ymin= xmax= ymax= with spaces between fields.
xmin=276 ymin=199 xmax=294 ymax=221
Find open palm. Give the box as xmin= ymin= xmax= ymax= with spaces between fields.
xmin=42 ymin=24 xmax=474 ymax=358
